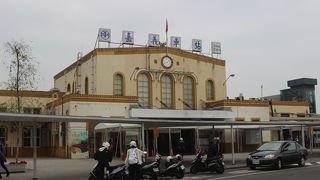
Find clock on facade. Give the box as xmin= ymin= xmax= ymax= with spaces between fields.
xmin=161 ymin=56 xmax=173 ymax=69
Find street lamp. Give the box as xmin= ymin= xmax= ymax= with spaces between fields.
xmin=223 ymin=74 xmax=235 ymax=86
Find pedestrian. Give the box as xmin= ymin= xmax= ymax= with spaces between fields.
xmin=125 ymin=140 xmax=144 ymax=180
xmin=0 ymin=141 xmax=9 ymax=178
xmin=93 ymin=141 xmax=113 ymax=180
xmin=176 ymin=138 xmax=186 ymax=157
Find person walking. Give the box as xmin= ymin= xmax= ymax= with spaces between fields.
xmin=125 ymin=140 xmax=144 ymax=180
xmin=0 ymin=141 xmax=9 ymax=178
xmin=93 ymin=141 xmax=113 ymax=180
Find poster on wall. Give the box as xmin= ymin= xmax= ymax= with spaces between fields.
xmin=71 ymin=129 xmax=89 ymax=159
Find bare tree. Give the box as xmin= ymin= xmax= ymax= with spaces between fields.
xmin=2 ymin=40 xmax=39 ymax=162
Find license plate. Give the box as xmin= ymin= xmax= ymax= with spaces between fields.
xmin=153 ymin=168 xmax=159 ymax=172
xmin=252 ymin=159 xmax=260 ymax=165
xmin=180 ymin=165 xmax=185 ymax=170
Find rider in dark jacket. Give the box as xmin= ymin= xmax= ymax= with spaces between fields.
xmin=207 ymin=137 xmax=221 ymax=159
xmin=94 ymin=142 xmax=113 ymax=180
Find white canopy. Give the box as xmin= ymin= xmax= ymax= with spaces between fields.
xmin=95 ymin=123 xmax=141 ymax=131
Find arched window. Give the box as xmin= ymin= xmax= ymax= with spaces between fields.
xmin=114 ymin=73 xmax=124 ymax=96
xmin=67 ymin=83 xmax=71 ymax=92
xmin=137 ymin=73 xmax=151 ymax=108
xmin=85 ymin=77 xmax=89 ymax=95
xmin=207 ymin=80 xmax=214 ymax=100
xmin=161 ymin=74 xmax=174 ymax=109
xmin=183 ymin=76 xmax=195 ymax=109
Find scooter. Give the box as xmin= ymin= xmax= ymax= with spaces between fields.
xmin=88 ymin=163 xmax=128 ymax=180
xmin=140 ymin=154 xmax=160 ymax=180
xmin=190 ymin=152 xmax=224 ymax=174
xmin=159 ymin=154 xmax=185 ymax=179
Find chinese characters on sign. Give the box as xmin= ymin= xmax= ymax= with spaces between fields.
xmin=98 ymin=28 xmax=111 ymax=42
xmin=170 ymin=36 xmax=181 ymax=49
xmin=192 ymin=39 xmax=202 ymax=52
xmin=148 ymin=34 xmax=160 ymax=46
xmin=122 ymin=31 xmax=134 ymax=45
xmin=211 ymin=42 xmax=221 ymax=54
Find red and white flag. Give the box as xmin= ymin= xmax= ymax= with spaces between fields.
xmin=166 ymin=20 xmax=168 ymax=32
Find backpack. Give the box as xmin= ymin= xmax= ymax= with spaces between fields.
xmin=128 ymin=149 xmax=138 ymax=165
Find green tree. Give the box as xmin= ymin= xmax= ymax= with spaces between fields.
xmin=2 ymin=40 xmax=39 ymax=162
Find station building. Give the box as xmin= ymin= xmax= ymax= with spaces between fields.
xmin=0 ymin=46 xmax=317 ymax=158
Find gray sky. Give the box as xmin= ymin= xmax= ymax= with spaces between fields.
xmin=1 ymin=0 xmax=319 ymax=111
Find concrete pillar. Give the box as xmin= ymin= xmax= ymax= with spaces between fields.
xmin=301 ymin=125 xmax=305 ymax=147
xmin=231 ymin=124 xmax=235 ymax=165
xmin=141 ymin=123 xmax=145 ymax=151
xmin=33 ymin=121 xmax=38 ymax=180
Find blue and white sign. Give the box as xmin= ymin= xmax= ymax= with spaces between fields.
xmin=211 ymin=42 xmax=221 ymax=54
xmin=122 ymin=31 xmax=134 ymax=45
xmin=148 ymin=34 xmax=160 ymax=46
xmin=170 ymin=36 xmax=181 ymax=49
xmin=98 ymin=28 xmax=111 ymax=42
xmin=192 ymin=39 xmax=202 ymax=52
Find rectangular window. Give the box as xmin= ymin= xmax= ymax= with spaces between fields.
xmin=23 ymin=127 xmax=40 ymax=147
xmin=281 ymin=113 xmax=290 ymax=117
xmin=23 ymin=108 xmax=41 ymax=114
xmin=235 ymin=117 xmax=245 ymax=121
xmin=251 ymin=117 xmax=261 ymax=122
xmin=0 ymin=107 xmax=6 ymax=112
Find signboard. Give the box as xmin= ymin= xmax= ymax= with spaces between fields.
xmin=211 ymin=41 xmax=221 ymax=54
xmin=192 ymin=39 xmax=202 ymax=52
xmin=170 ymin=36 xmax=181 ymax=49
xmin=122 ymin=30 xmax=134 ymax=45
xmin=98 ymin=28 xmax=111 ymax=42
xmin=70 ymin=129 xmax=89 ymax=159
xmin=148 ymin=34 xmax=160 ymax=46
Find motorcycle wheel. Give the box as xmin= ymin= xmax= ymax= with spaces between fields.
xmin=175 ymin=169 xmax=184 ymax=179
xmin=216 ymin=164 xmax=224 ymax=174
xmin=190 ymin=166 xmax=199 ymax=174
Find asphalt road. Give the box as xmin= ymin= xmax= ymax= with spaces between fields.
xmin=183 ymin=164 xmax=320 ymax=180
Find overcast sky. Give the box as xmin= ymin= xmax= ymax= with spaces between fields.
xmin=0 ymin=0 xmax=319 ymax=111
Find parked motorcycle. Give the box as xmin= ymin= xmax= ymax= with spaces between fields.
xmin=140 ymin=154 xmax=160 ymax=180
xmin=190 ymin=152 xmax=224 ymax=174
xmin=88 ymin=163 xmax=128 ymax=180
xmin=160 ymin=154 xmax=185 ymax=179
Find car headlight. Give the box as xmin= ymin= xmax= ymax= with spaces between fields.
xmin=264 ymin=154 xmax=275 ymax=159
xmin=247 ymin=155 xmax=252 ymax=159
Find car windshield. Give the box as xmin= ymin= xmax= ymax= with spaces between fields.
xmin=257 ymin=142 xmax=282 ymax=151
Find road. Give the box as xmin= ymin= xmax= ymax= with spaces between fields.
xmin=183 ymin=164 xmax=320 ymax=180
xmin=4 ymin=157 xmax=320 ymax=179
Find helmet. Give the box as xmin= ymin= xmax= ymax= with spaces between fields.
xmin=130 ymin=141 xmax=137 ymax=148
xmin=166 ymin=156 xmax=173 ymax=162
xmin=175 ymin=154 xmax=182 ymax=161
xmin=179 ymin=138 xmax=184 ymax=142
xmin=102 ymin=141 xmax=110 ymax=149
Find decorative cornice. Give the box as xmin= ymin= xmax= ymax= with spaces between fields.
xmin=54 ymin=47 xmax=226 ymax=80
xmin=206 ymin=99 xmax=269 ymax=108
xmin=206 ymin=99 xmax=309 ymax=108
xmin=47 ymin=94 xmax=138 ymax=107
xmin=271 ymin=101 xmax=308 ymax=106
xmin=0 ymin=90 xmax=63 ymax=98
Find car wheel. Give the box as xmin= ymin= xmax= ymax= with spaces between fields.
xmin=298 ymin=156 xmax=305 ymax=167
xmin=275 ymin=159 xmax=282 ymax=170
xmin=249 ymin=166 xmax=256 ymax=170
